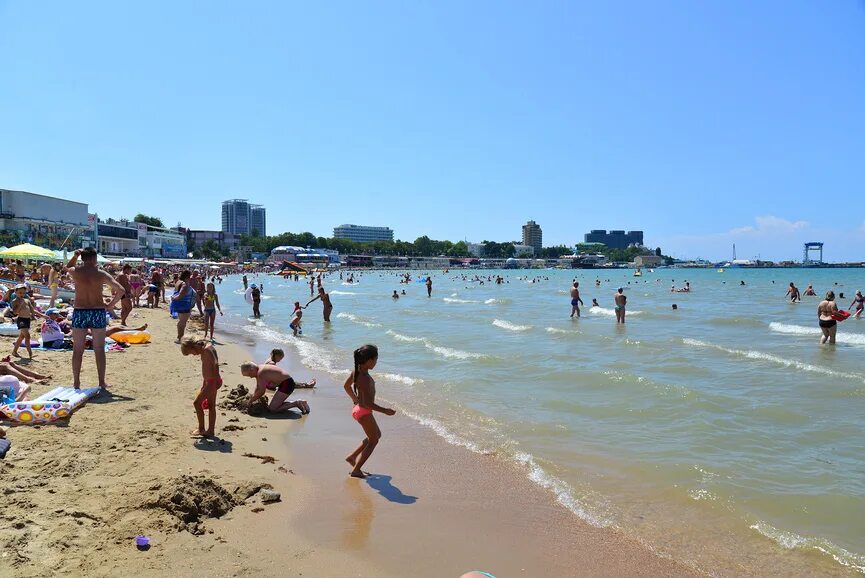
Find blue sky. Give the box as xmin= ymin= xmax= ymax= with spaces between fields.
xmin=1 ymin=1 xmax=863 ymax=261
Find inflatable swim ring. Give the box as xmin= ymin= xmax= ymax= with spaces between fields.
xmin=244 ymin=287 xmax=255 ymax=304
xmin=110 ymin=331 xmax=151 ymax=344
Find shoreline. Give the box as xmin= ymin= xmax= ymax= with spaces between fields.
xmin=0 ymin=298 xmax=698 ymax=577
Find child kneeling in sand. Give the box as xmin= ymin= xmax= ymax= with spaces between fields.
xmin=241 ymin=361 xmax=310 ymax=414
xmin=181 ymin=338 xmax=222 ymax=438
xmin=262 ymin=349 xmax=317 ymax=390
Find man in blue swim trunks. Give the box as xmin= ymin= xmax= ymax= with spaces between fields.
xmin=569 ymin=281 xmax=584 ymax=318
xmin=67 ymin=248 xmax=125 ymax=390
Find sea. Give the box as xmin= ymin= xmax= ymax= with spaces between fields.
xmin=217 ymin=267 xmax=865 ymax=576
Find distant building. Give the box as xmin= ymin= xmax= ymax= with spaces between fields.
xmin=222 ymin=199 xmax=266 ymax=236
xmin=250 ymin=205 xmax=266 ymax=237
xmin=522 ymin=220 xmax=542 ymax=252
xmin=634 ymin=255 xmax=663 ymax=267
xmin=333 ymin=224 xmax=394 ymax=243
xmin=95 ymin=217 xmax=187 ymax=258
xmin=583 ymin=229 xmax=643 ymax=250
xmin=187 ymin=230 xmax=240 ymax=253
xmin=0 ymin=188 xmax=93 ymax=249
xmin=513 ymin=244 xmax=535 ymax=257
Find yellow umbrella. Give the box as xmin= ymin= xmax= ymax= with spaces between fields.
xmin=0 ymin=243 xmax=58 ymax=260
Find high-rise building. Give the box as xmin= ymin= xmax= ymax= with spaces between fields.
xmin=333 ymin=224 xmax=394 ymax=243
xmin=583 ymin=229 xmax=644 ymax=250
xmin=522 ymin=220 xmax=543 ymax=252
xmin=250 ymin=205 xmax=266 ymax=237
xmin=222 ymin=199 xmax=266 ymax=236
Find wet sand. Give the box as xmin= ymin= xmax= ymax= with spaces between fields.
xmin=0 ymin=305 xmax=698 ymax=577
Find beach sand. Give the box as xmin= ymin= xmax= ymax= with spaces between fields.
xmin=0 ymin=305 xmax=699 ymax=577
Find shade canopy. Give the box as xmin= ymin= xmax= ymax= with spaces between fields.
xmin=0 ymin=243 xmax=58 ymax=260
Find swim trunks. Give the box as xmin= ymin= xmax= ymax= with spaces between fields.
xmin=71 ymin=308 xmax=108 ymax=330
xmin=819 ymin=319 xmax=836 ymax=329
xmin=352 ymin=404 xmax=372 ymax=421
xmin=15 ymin=318 xmax=31 ymax=330
xmin=203 ymin=376 xmax=223 ymax=389
xmin=277 ymin=377 xmax=296 ymax=396
xmin=571 ymin=298 xmax=580 ymax=306
xmin=614 ymin=305 xmax=624 ymax=311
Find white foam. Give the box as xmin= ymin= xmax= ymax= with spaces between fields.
xmin=588 ymin=306 xmax=643 ymax=317
xmin=330 ymin=290 xmax=356 ymax=295
xmin=769 ymin=322 xmax=865 ymax=346
xmin=484 ymin=298 xmax=510 ymax=305
xmin=380 ymin=372 xmax=424 ymax=386
xmin=443 ymin=297 xmax=481 ymax=304
xmin=683 ymin=338 xmax=865 ymax=382
xmin=546 ymin=327 xmax=581 ymax=335
xmin=750 ymin=521 xmax=865 ymax=573
xmin=492 ymin=319 xmax=532 ymax=332
xmin=386 ymin=330 xmax=489 ymax=360
xmin=336 ymin=312 xmax=381 ymax=328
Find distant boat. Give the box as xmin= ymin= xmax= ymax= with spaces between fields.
xmin=718 ymin=268 xmax=725 ymax=273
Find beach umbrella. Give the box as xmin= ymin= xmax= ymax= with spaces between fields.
xmin=0 ymin=243 xmax=57 ymax=261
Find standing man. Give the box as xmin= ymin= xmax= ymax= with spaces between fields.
xmin=67 ymin=248 xmax=125 ymax=390
xmin=426 ymin=276 xmax=433 ymax=298
xmin=570 ymin=281 xmax=584 ymax=318
xmin=786 ymin=282 xmax=801 ymax=303
xmin=242 ymin=274 xmax=248 ymax=290
xmin=116 ymin=264 xmax=134 ymax=326
xmin=614 ymin=287 xmax=627 ymax=324
xmin=251 ymin=284 xmax=262 ymax=318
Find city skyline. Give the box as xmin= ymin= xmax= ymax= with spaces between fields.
xmin=1 ymin=2 xmax=862 ymax=261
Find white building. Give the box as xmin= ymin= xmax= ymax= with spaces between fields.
xmin=333 ymin=224 xmax=394 ymax=243
xmin=94 ymin=217 xmax=187 ymax=258
xmin=0 ymin=188 xmax=93 ymax=248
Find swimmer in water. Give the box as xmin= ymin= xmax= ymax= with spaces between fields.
xmin=591 ymin=298 xmax=599 ymax=307
xmin=392 ymin=290 xmax=399 ymax=299
xmin=849 ymin=290 xmax=865 ymax=319
xmin=818 ymin=291 xmax=839 ymax=345
xmin=786 ymin=282 xmax=801 ymax=303
xmin=804 ymin=285 xmax=816 ymax=296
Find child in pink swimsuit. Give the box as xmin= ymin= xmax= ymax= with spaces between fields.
xmin=342 ymin=344 xmax=395 ymax=478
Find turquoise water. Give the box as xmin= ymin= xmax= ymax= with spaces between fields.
xmin=219 ymin=268 xmax=865 ymax=575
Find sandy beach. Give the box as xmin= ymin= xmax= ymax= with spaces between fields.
xmin=1 ymin=302 xmax=698 ymax=577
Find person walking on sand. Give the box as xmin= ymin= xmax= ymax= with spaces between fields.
xmin=569 ymin=281 xmax=584 ymax=318
xmin=343 ymin=344 xmax=395 ymax=478
xmin=241 ymin=362 xmax=310 ymax=415
xmin=614 ymin=287 xmax=627 ymax=324
xmin=818 ymin=291 xmax=839 ymax=345
xmin=202 ymin=282 xmax=223 ymax=341
xmin=426 ymin=276 xmax=433 ymax=298
xmin=47 ymin=262 xmax=62 ymax=308
xmin=171 ymin=270 xmax=196 ymax=343
xmin=305 ymin=286 xmax=333 ymax=322
xmin=181 ymin=338 xmax=222 ymax=438
xmin=67 ymin=248 xmax=125 ymax=390
xmin=116 ymin=264 xmax=134 ymax=326
xmin=189 ymin=270 xmax=205 ymax=316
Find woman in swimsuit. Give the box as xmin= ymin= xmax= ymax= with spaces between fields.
xmin=129 ymin=269 xmax=143 ymax=307
xmin=849 ymin=290 xmax=865 ymax=319
xmin=343 ymin=344 xmax=395 ymax=478
xmin=818 ymin=291 xmax=839 ymax=345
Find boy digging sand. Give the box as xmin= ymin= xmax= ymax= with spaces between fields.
xmin=181 ymin=338 xmax=222 ymax=438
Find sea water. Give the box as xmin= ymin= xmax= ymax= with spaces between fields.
xmin=220 ymin=269 xmax=865 ymax=575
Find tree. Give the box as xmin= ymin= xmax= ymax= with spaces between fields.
xmin=655 ymin=247 xmax=662 ymax=257
xmin=134 ymin=214 xmax=164 ymax=228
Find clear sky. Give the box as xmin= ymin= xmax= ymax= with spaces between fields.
xmin=1 ymin=1 xmax=863 ymax=261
